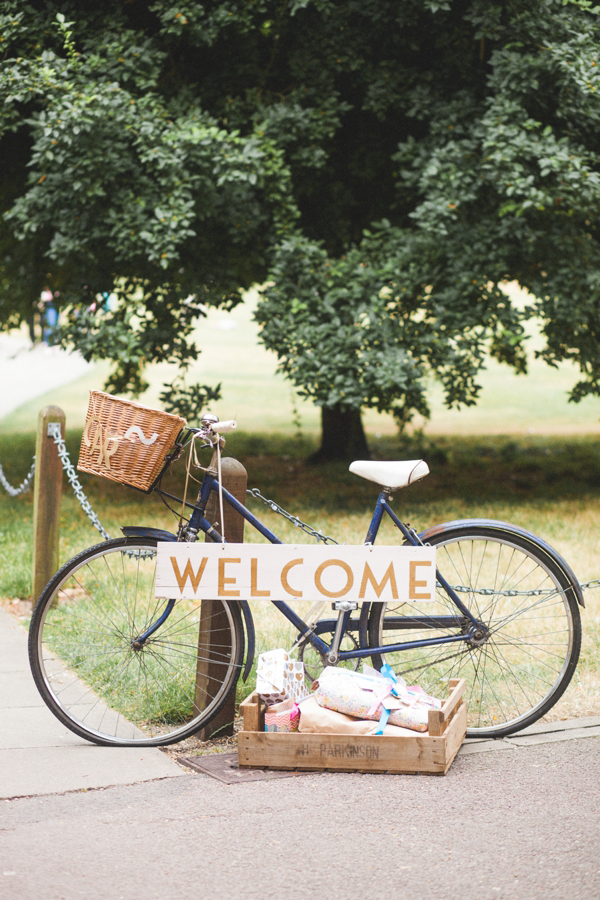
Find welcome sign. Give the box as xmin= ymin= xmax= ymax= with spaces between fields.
xmin=155 ymin=543 xmax=436 ymax=603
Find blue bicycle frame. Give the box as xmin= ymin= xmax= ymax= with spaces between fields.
xmin=146 ymin=470 xmax=486 ymax=676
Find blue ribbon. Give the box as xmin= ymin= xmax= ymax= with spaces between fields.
xmin=374 ymin=706 xmax=391 ymax=735
xmin=374 ymin=664 xmax=399 ymax=734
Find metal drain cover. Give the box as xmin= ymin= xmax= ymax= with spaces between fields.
xmin=178 ymin=751 xmax=313 ymax=784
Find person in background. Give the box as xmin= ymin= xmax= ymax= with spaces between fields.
xmin=41 ymin=289 xmax=58 ymax=343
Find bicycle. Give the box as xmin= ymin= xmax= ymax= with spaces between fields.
xmin=28 ymin=413 xmax=584 ymax=747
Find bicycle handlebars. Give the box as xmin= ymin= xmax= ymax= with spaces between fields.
xmin=188 ymin=414 xmax=238 ymax=443
xmin=212 ymin=419 xmax=237 ymax=434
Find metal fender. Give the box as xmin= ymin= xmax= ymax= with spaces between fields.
xmin=419 ymin=518 xmax=585 ymax=608
xmin=120 ymin=527 xmax=255 ymax=679
xmin=239 ymin=602 xmax=255 ymax=682
xmin=121 ymin=526 xmax=178 ymax=542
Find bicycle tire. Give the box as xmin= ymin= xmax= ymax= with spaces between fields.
xmin=28 ymin=537 xmax=245 ymax=747
xmin=368 ymin=521 xmax=582 ymax=738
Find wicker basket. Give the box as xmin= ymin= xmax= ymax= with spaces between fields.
xmin=77 ymin=391 xmax=187 ymax=491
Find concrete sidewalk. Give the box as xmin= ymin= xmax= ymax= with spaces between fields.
xmin=0 ymin=607 xmax=185 ymax=799
xmin=0 ymin=333 xmax=189 ymax=798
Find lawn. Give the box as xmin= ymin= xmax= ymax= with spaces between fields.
xmin=1 ymin=283 xmax=599 ymax=726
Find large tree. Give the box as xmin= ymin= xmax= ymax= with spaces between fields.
xmin=2 ymin=1 xmax=600 ymax=455
xmin=255 ymin=0 xmax=600 ymax=457
xmin=0 ymin=0 xmax=297 ymax=408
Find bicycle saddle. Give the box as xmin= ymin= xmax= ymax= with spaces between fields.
xmin=349 ymin=459 xmax=429 ymax=490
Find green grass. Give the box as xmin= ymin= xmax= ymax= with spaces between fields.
xmin=3 ymin=283 xmax=600 ymax=438
xmin=1 ymin=280 xmax=600 ymax=726
xmin=2 ymin=429 xmax=599 ymax=725
xmin=3 ymin=428 xmax=600 ymax=587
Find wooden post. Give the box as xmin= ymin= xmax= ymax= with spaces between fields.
xmin=31 ymin=406 xmax=65 ymax=604
xmin=196 ymin=457 xmax=247 ymax=740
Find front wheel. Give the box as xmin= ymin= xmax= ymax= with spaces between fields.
xmin=28 ymin=537 xmax=245 ymax=746
xmin=368 ymin=522 xmax=582 ymax=738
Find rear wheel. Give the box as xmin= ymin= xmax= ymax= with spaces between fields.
xmin=368 ymin=523 xmax=581 ymax=738
xmin=28 ymin=537 xmax=245 ymax=746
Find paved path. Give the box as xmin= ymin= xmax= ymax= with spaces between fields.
xmin=0 ymin=334 xmax=91 ymax=419
xmin=0 ymin=607 xmax=185 ymax=799
xmin=2 ymin=588 xmax=600 ymax=900
xmin=0 ymin=333 xmax=188 ymax=797
xmin=1 ymin=737 xmax=599 ymax=900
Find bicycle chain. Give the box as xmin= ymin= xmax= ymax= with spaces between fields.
xmin=0 ymin=458 xmax=36 ymax=496
xmin=246 ymin=487 xmax=338 ymax=544
xmin=47 ymin=423 xmax=111 ymax=541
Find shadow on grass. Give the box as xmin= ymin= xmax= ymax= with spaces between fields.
xmin=2 ymin=429 xmax=600 ymax=522
xmin=200 ymin=430 xmax=600 ymax=511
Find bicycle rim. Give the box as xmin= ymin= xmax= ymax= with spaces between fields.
xmin=369 ymin=524 xmax=581 ymax=738
xmin=29 ymin=538 xmax=244 ymax=746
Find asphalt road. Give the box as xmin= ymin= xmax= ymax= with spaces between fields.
xmin=1 ymin=736 xmax=599 ymax=900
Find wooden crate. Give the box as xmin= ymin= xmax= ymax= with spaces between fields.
xmin=238 ymin=678 xmax=466 ymax=775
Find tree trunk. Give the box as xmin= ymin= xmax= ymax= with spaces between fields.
xmin=309 ymin=405 xmax=371 ymax=463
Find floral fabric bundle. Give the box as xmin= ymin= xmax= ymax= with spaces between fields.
xmin=312 ymin=665 xmax=441 ymax=733
xmin=298 ymin=695 xmax=423 ymax=737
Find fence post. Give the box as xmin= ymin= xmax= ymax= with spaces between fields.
xmin=196 ymin=456 xmax=247 ymax=740
xmin=31 ymin=405 xmax=65 ymax=605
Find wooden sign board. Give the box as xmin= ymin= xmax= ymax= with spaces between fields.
xmin=155 ymin=543 xmax=436 ymax=603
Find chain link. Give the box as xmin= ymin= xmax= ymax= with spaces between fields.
xmin=450 ymin=584 xmax=552 ymax=597
xmin=580 ymin=578 xmax=600 ymax=591
xmin=0 ymin=458 xmax=36 ymax=497
xmin=246 ymin=487 xmax=338 ymax=544
xmin=452 ymin=579 xmax=600 ymax=597
xmin=246 ymin=487 xmax=600 ymax=584
xmin=47 ymin=423 xmax=111 ymax=541
xmin=13 ymin=429 xmax=600 ymax=586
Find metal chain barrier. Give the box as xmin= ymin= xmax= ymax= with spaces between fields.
xmin=247 ymin=486 xmax=600 ymax=586
xmin=453 ymin=580 xmax=600 ymax=597
xmin=580 ymin=578 xmax=600 ymax=591
xmin=7 ymin=427 xmax=600 ymax=589
xmin=247 ymin=486 xmax=338 ymax=544
xmin=451 ymin=584 xmax=553 ymax=597
xmin=47 ymin=422 xmax=111 ymax=541
xmin=0 ymin=458 xmax=36 ymax=497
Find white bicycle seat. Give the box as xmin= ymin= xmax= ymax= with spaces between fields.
xmin=349 ymin=459 xmax=429 ymax=490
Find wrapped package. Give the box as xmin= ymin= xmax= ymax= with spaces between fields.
xmin=265 ymin=698 xmax=300 ymax=733
xmin=298 ymin=695 xmax=425 ymax=737
xmin=313 ymin=666 xmax=441 ymax=733
xmin=256 ymin=649 xmax=309 ymax=705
